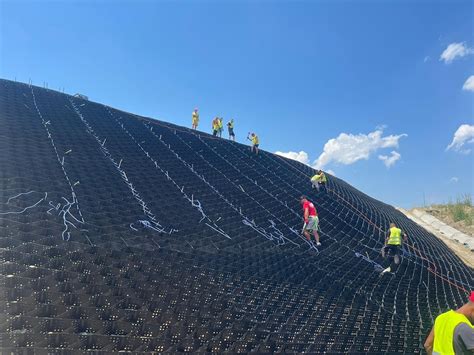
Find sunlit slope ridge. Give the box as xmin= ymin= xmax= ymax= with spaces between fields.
xmin=1 ymin=78 xmax=472 ymax=353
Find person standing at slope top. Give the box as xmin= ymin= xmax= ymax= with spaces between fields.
xmin=192 ymin=108 xmax=199 ymax=130
xmin=227 ymin=119 xmax=235 ymax=141
xmin=218 ymin=118 xmax=224 ymax=138
xmin=424 ymin=291 xmax=474 ymax=354
xmin=212 ymin=117 xmax=219 ymax=136
xmin=300 ymin=195 xmax=321 ymax=246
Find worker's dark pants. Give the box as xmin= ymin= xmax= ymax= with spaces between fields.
xmin=383 ymin=245 xmax=401 ymax=270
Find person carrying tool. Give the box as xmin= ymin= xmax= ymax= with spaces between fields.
xmin=192 ymin=108 xmax=199 ymax=130
xmin=381 ymin=222 xmax=407 ymax=273
xmin=227 ymin=119 xmax=235 ymax=141
xmin=424 ymin=291 xmax=474 ymax=354
xmin=300 ymin=195 xmax=321 ymax=246
xmin=247 ymin=132 xmax=259 ymax=155
xmin=310 ymin=170 xmax=327 ymax=192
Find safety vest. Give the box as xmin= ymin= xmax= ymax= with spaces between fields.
xmin=213 ymin=120 xmax=219 ymax=130
xmin=320 ymin=173 xmax=327 ymax=183
xmin=252 ymin=135 xmax=259 ymax=145
xmin=218 ymin=120 xmax=223 ymax=129
xmin=228 ymin=121 xmax=234 ymax=129
xmin=433 ymin=310 xmax=474 ymax=354
xmin=192 ymin=112 xmax=199 ymax=123
xmin=387 ymin=227 xmax=402 ymax=245
xmin=312 ymin=173 xmax=327 ymax=183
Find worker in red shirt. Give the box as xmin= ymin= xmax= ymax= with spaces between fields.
xmin=300 ymin=196 xmax=321 ymax=246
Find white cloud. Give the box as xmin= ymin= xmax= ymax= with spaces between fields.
xmin=446 ymin=124 xmax=474 ymax=153
xmin=440 ymin=42 xmax=473 ymax=64
xmin=450 ymin=177 xmax=459 ymax=183
xmin=275 ymin=151 xmax=310 ymax=165
xmin=274 ymin=151 xmax=337 ymax=176
xmin=378 ymin=151 xmax=401 ymax=168
xmin=313 ymin=128 xmax=407 ymax=169
xmin=462 ymin=75 xmax=474 ymax=91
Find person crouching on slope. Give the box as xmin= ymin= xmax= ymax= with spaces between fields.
xmin=424 ymin=291 xmax=474 ymax=354
xmin=310 ymin=170 xmax=327 ymax=192
xmin=300 ymin=196 xmax=321 ymax=246
xmin=381 ymin=222 xmax=407 ymax=273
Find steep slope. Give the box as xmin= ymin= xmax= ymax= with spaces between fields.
xmin=1 ymin=78 xmax=472 ymax=353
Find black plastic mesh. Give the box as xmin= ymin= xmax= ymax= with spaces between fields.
xmin=0 ymin=79 xmax=472 ymax=353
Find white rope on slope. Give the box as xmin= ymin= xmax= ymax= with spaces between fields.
xmin=0 ymin=192 xmax=48 ymax=215
xmin=142 ymin=121 xmax=306 ymax=247
xmin=69 ymin=99 xmax=174 ymax=235
xmin=24 ymin=87 xmax=86 ymax=242
xmin=104 ymin=108 xmax=233 ymax=239
xmin=6 ymin=190 xmax=38 ymax=204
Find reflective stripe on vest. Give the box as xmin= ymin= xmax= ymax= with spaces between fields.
xmin=433 ymin=310 xmax=474 ymax=354
xmin=388 ymin=227 xmax=402 ymax=245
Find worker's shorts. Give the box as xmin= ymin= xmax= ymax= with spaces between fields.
xmin=253 ymin=144 xmax=259 ymax=148
xmin=228 ymin=128 xmax=235 ymax=136
xmin=384 ymin=245 xmax=400 ymax=257
xmin=304 ymin=216 xmax=319 ymax=232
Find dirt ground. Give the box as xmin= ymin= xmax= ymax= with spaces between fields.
xmin=408 ymin=207 xmax=474 ymax=269
xmin=420 ymin=205 xmax=474 ymax=238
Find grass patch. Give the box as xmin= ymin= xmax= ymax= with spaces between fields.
xmin=447 ymin=194 xmax=473 ymax=225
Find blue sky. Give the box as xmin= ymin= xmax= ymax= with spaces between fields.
xmin=1 ymin=0 xmax=473 ymax=208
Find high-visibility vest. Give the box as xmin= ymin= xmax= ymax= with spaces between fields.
xmin=320 ymin=173 xmax=327 ymax=183
xmin=433 ymin=310 xmax=474 ymax=354
xmin=192 ymin=112 xmax=199 ymax=123
xmin=252 ymin=135 xmax=259 ymax=145
xmin=387 ymin=227 xmax=402 ymax=245
xmin=311 ymin=173 xmax=327 ymax=183
xmin=228 ymin=121 xmax=234 ymax=129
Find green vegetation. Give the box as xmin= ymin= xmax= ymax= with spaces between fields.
xmin=446 ymin=194 xmax=473 ymax=225
xmin=424 ymin=194 xmax=474 ymax=237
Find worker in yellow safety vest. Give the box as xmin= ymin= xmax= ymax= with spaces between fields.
xmin=381 ymin=223 xmax=407 ymax=274
xmin=310 ymin=170 xmax=327 ymax=192
xmin=424 ymin=291 xmax=474 ymax=354
xmin=192 ymin=108 xmax=199 ymax=130
xmin=247 ymin=132 xmax=259 ymax=155
xmin=212 ymin=117 xmax=220 ymax=136
xmin=218 ymin=118 xmax=224 ymax=138
xmin=227 ymin=119 xmax=235 ymax=141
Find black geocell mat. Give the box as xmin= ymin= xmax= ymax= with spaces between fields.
xmin=0 ymin=78 xmax=472 ymax=353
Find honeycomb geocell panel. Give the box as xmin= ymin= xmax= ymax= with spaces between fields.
xmin=0 ymin=78 xmax=472 ymax=353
